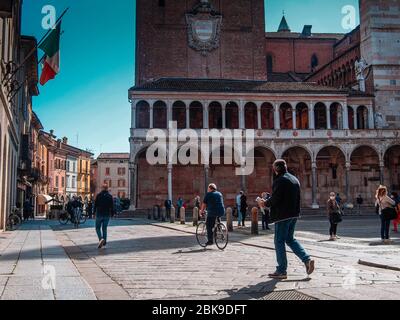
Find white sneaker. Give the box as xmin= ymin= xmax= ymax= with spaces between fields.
xmin=98 ymin=239 xmax=105 ymax=249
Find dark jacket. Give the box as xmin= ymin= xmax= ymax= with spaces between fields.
xmin=94 ymin=191 xmax=114 ymax=217
xmin=266 ymin=172 xmax=301 ymax=223
xmin=240 ymin=195 xmax=248 ymax=215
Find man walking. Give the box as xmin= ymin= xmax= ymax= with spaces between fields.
xmin=94 ymin=184 xmax=114 ymax=249
xmin=200 ymin=184 xmax=225 ymax=246
xmin=236 ymin=191 xmax=243 ymax=227
xmin=266 ymin=159 xmax=315 ymax=279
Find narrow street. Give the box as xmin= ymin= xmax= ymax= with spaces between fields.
xmin=1 ymin=216 xmax=400 ymax=300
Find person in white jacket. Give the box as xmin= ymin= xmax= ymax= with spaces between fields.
xmin=375 ymin=185 xmax=396 ymax=244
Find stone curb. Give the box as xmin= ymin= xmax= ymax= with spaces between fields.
xmin=358 ymin=260 xmax=400 ymax=272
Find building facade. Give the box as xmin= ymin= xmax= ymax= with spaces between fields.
xmin=129 ymin=0 xmax=400 ymax=211
xmin=96 ymin=153 xmax=130 ymax=199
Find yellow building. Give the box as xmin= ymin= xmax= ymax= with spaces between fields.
xmin=78 ymin=154 xmax=92 ymax=201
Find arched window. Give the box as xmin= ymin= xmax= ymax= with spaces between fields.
xmin=348 ymin=106 xmax=355 ymax=130
xmin=314 ymin=102 xmax=327 ymax=129
xmin=172 ymin=101 xmax=186 ymax=129
xmin=153 ymin=101 xmax=167 ymax=129
xmin=357 ymin=106 xmax=369 ymax=129
xmin=245 ymin=102 xmax=258 ymax=129
xmin=267 ymin=55 xmax=273 ymax=73
xmin=136 ymin=101 xmax=150 ymax=129
xmin=209 ymin=101 xmax=222 ymax=129
xmin=261 ymin=103 xmax=274 ymax=129
xmin=189 ymin=101 xmax=203 ymax=129
xmin=226 ymin=102 xmax=239 ymax=129
xmin=296 ymin=103 xmax=309 ymax=129
xmin=280 ymin=103 xmax=293 ymax=129
xmin=311 ymin=54 xmax=319 ymax=70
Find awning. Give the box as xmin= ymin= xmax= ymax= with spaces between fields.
xmin=37 ymin=195 xmax=53 ymax=205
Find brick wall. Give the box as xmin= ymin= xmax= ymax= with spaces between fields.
xmin=135 ymin=0 xmax=267 ymax=85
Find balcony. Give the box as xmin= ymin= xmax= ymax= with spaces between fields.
xmin=131 ymin=128 xmax=400 ymax=141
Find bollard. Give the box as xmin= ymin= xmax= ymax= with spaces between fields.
xmin=251 ymin=207 xmax=259 ymax=235
xmin=161 ymin=207 xmax=166 ymax=222
xmin=170 ymin=206 xmax=176 ymax=223
xmin=180 ymin=207 xmax=186 ymax=225
xmin=193 ymin=207 xmax=199 ymax=226
xmin=226 ymin=207 xmax=233 ymax=232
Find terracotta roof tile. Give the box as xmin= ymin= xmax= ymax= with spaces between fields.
xmin=130 ymin=78 xmax=347 ymax=94
xmin=97 ymin=153 xmax=130 ymax=160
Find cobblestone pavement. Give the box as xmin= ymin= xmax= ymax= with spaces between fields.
xmin=1 ymin=217 xmax=400 ymax=300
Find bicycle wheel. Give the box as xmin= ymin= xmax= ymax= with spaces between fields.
xmin=12 ymin=214 xmax=21 ymax=226
xmin=59 ymin=213 xmax=69 ymax=225
xmin=214 ymin=222 xmax=228 ymax=250
xmin=196 ymin=222 xmax=208 ymax=248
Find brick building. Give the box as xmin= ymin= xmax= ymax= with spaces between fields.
xmin=129 ymin=0 xmax=400 ymax=211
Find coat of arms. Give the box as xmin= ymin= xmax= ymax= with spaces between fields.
xmin=186 ymin=0 xmax=222 ymax=55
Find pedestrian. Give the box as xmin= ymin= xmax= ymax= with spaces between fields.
xmin=390 ymin=192 xmax=400 ymax=232
xmin=327 ymin=192 xmax=342 ymax=241
xmin=94 ymin=184 xmax=114 ymax=249
xmin=240 ymin=192 xmax=248 ymax=227
xmin=265 ymin=159 xmax=315 ymax=279
xmin=375 ymin=185 xmax=396 ymax=244
xmin=236 ymin=191 xmax=243 ymax=227
xmin=263 ymin=192 xmax=271 ymax=230
xmin=164 ymin=198 xmax=172 ymax=219
xmin=356 ymin=194 xmax=363 ymax=215
xmin=335 ymin=193 xmax=342 ymax=207
xmin=86 ymin=200 xmax=93 ymax=219
xmin=177 ymin=197 xmax=184 ymax=214
xmin=194 ymin=196 xmax=201 ymax=210
xmin=23 ymin=198 xmax=32 ymax=221
xmin=257 ymin=192 xmax=270 ymax=230
xmin=200 ymin=183 xmax=225 ymax=246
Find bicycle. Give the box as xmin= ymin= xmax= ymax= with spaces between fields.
xmin=59 ymin=208 xmax=87 ymax=228
xmin=196 ymin=213 xmax=229 ymax=250
xmin=6 ymin=208 xmax=22 ymax=231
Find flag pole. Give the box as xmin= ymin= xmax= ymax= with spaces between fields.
xmin=4 ymin=7 xmax=70 ymax=82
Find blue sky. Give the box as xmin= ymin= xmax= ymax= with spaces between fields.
xmin=21 ymin=0 xmax=359 ymax=157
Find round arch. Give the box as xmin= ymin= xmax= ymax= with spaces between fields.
xmin=153 ymin=100 xmax=167 ymax=129
xmin=383 ymin=144 xmax=400 ymax=193
xmin=136 ymin=100 xmax=150 ymax=129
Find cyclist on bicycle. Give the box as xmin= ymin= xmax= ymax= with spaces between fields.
xmin=200 ymin=183 xmax=225 ymax=246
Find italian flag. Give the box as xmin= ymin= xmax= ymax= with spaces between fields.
xmin=39 ymin=22 xmax=61 ymax=85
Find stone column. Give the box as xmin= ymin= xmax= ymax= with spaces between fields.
xmin=167 ymin=100 xmax=173 ymax=124
xmin=239 ymin=101 xmax=245 ymax=129
xmin=149 ymin=104 xmax=154 ymax=129
xmin=204 ymin=165 xmax=209 ymax=195
xmin=129 ymin=164 xmax=137 ymax=211
xmin=222 ymin=104 xmax=226 ymax=129
xmin=186 ymin=104 xmax=190 ymax=129
xmin=257 ymin=105 xmax=262 ymax=130
xmin=311 ymin=161 xmax=319 ymax=208
xmin=379 ymin=162 xmax=385 ymax=185
xmin=368 ymin=105 xmax=375 ymax=129
xmin=326 ymin=103 xmax=331 ymax=130
xmin=204 ymin=101 xmax=209 ymax=129
xmin=308 ymin=102 xmax=315 ymax=130
xmin=292 ymin=107 xmax=297 ymax=130
xmin=251 ymin=207 xmax=259 ymax=235
xmin=193 ymin=207 xmax=199 ymax=226
xmin=226 ymin=207 xmax=233 ymax=232
xmin=353 ymin=107 xmax=358 ymax=130
xmin=168 ymin=164 xmax=173 ymax=202
xmin=131 ymin=101 xmax=136 ymax=129
xmin=345 ymin=161 xmax=351 ymax=203
xmin=274 ymin=103 xmax=281 ymax=130
xmin=343 ymin=103 xmax=349 ymax=130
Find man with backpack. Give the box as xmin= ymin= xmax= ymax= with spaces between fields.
xmin=94 ymin=184 xmax=114 ymax=249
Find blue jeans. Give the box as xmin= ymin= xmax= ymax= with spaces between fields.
xmin=380 ymin=215 xmax=390 ymax=240
xmin=237 ymin=205 xmax=242 ymax=225
xmin=274 ymin=218 xmax=310 ymax=274
xmin=96 ymin=216 xmax=110 ymax=243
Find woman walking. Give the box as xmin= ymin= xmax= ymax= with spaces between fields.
xmin=327 ymin=192 xmax=341 ymax=241
xmin=375 ymin=185 xmax=396 ymax=244
xmin=240 ymin=192 xmax=248 ymax=227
